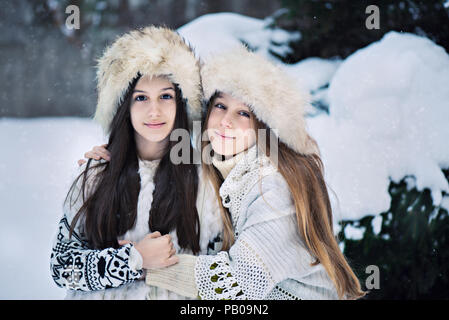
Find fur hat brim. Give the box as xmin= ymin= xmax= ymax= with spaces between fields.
xmin=94 ymin=26 xmax=202 ymax=133
xmin=201 ymin=45 xmax=317 ymax=155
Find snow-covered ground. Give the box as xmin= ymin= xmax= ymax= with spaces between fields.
xmin=1 ymin=13 xmax=448 ymax=299
xmin=0 ymin=118 xmax=105 ymax=299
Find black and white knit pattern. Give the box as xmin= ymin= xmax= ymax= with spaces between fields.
xmin=50 ymin=214 xmax=142 ymax=292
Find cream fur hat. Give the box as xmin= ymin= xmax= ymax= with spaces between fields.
xmin=94 ymin=26 xmax=202 ymax=133
xmin=201 ymin=45 xmax=318 ymax=155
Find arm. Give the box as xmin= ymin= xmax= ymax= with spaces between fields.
xmin=50 ymin=217 xmax=143 ymax=291
xmin=194 ymin=220 xmax=282 ymax=300
xmin=145 ymin=181 xmax=284 ymax=299
xmin=50 ymin=163 xmax=143 ymax=291
xmin=145 ymin=221 xmax=278 ymax=299
xmin=194 ymin=175 xmax=338 ymax=300
xmin=148 ymin=175 xmax=337 ymax=300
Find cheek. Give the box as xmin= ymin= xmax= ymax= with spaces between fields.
xmin=245 ymin=131 xmax=257 ymax=147
xmin=206 ymin=110 xmax=220 ymax=130
xmin=239 ymin=129 xmax=256 ymax=144
xmin=165 ymin=102 xmax=177 ymax=123
xmin=239 ymin=118 xmax=252 ymax=130
xmin=234 ymin=117 xmax=252 ymax=134
xmin=236 ymin=120 xmax=256 ymax=144
xmin=129 ymin=104 xmax=142 ymax=126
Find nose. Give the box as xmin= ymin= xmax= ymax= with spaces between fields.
xmin=146 ymin=100 xmax=161 ymax=118
xmin=220 ymin=111 xmax=233 ymax=129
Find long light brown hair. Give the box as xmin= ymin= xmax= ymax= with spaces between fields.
xmin=201 ymin=92 xmax=365 ymax=299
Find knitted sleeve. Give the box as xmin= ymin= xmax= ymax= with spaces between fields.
xmin=49 ymin=163 xmax=143 ymax=291
xmin=194 ymin=175 xmax=339 ymax=300
xmin=194 ymin=223 xmax=283 ymax=300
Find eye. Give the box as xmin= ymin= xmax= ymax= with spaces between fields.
xmin=214 ymin=103 xmax=226 ymax=110
xmin=238 ymin=111 xmax=250 ymax=118
xmin=134 ymin=95 xmax=147 ymax=102
xmin=161 ymin=93 xmax=173 ymax=100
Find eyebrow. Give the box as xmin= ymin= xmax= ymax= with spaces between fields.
xmin=133 ymin=87 xmax=175 ymax=93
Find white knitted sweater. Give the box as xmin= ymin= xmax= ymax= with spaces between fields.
xmin=50 ymin=158 xmax=222 ymax=300
xmin=194 ymin=145 xmax=340 ymax=300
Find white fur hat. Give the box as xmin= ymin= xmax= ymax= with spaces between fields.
xmin=201 ymin=45 xmax=318 ymax=155
xmin=94 ymin=26 xmax=202 ymax=133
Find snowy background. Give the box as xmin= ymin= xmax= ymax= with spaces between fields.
xmin=1 ymin=9 xmax=449 ymax=299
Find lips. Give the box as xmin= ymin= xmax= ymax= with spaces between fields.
xmin=145 ymin=122 xmax=165 ymax=129
xmin=215 ymin=130 xmax=235 ymax=140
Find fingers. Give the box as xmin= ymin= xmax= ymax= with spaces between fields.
xmin=84 ymin=150 xmax=100 ymax=161
xmin=148 ymin=231 xmax=162 ymax=239
xmin=83 ymin=145 xmax=111 ymax=161
xmin=93 ymin=146 xmax=111 ymax=161
xmin=165 ymin=255 xmax=179 ymax=267
xmin=166 ymin=239 xmax=175 ymax=258
xmin=118 ymin=239 xmax=131 ymax=246
xmin=164 ymin=234 xmax=172 ymax=243
xmin=77 ymin=159 xmax=86 ymax=166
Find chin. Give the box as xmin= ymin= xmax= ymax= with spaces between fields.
xmin=142 ymin=132 xmax=171 ymax=143
xmin=211 ymin=143 xmax=237 ymax=158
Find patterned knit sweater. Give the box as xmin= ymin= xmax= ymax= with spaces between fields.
xmin=50 ymin=158 xmax=222 ymax=300
xmin=194 ymin=145 xmax=340 ymax=299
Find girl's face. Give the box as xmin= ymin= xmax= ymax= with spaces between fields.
xmin=206 ymin=92 xmax=256 ymax=158
xmin=130 ymin=75 xmax=176 ymax=144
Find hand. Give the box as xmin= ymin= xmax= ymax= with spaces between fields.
xmin=120 ymin=231 xmax=178 ymax=269
xmin=77 ymin=144 xmax=111 ymax=166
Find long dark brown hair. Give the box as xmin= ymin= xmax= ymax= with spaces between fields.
xmin=201 ymin=92 xmax=365 ymax=299
xmin=65 ymin=74 xmax=200 ymax=253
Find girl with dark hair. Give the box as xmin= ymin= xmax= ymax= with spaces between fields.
xmin=49 ymin=26 xmax=222 ymax=300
